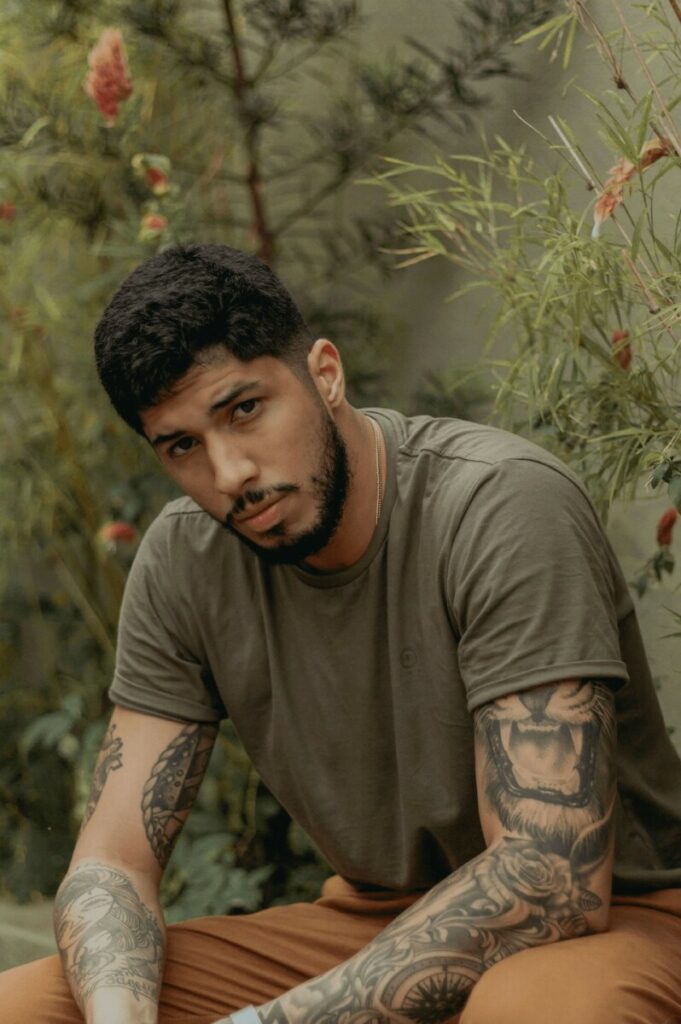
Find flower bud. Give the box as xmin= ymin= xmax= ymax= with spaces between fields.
xmin=656 ymin=507 xmax=678 ymax=547
xmin=98 ymin=520 xmax=138 ymax=550
xmin=138 ymin=213 xmax=168 ymax=241
xmin=611 ymin=329 xmax=632 ymax=371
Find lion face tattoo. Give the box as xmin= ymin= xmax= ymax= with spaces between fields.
xmin=477 ymin=681 xmax=615 ymax=855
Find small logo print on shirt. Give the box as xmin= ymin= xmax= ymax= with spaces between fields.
xmin=400 ymin=647 xmax=418 ymax=669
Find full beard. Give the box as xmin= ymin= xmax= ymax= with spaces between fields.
xmin=222 ymin=411 xmax=350 ymax=566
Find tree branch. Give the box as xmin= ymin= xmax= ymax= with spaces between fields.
xmin=222 ymin=0 xmax=275 ymax=264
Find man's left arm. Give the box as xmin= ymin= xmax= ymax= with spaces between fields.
xmin=228 ymin=678 xmax=617 ymax=1024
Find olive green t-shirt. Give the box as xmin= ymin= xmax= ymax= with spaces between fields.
xmin=110 ymin=410 xmax=681 ymax=894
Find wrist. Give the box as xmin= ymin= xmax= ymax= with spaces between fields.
xmin=229 ymin=1008 xmax=261 ymax=1024
xmin=85 ymin=987 xmax=158 ymax=1024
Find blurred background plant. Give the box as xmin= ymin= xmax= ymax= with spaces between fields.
xmin=0 ymin=0 xmax=553 ymax=909
xmin=371 ymin=0 xmax=681 ymax=608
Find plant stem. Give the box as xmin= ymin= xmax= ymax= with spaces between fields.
xmin=548 ymin=116 xmax=596 ymax=190
xmin=222 ymin=0 xmax=275 ymax=264
xmin=610 ymin=0 xmax=681 ymax=159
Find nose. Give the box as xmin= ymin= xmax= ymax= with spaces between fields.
xmin=207 ymin=438 xmax=258 ymax=499
xmin=519 ymin=687 xmax=553 ymax=717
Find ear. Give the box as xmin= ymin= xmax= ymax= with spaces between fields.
xmin=307 ymin=338 xmax=345 ymax=410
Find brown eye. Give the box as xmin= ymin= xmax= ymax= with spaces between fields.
xmin=234 ymin=398 xmax=259 ymax=419
xmin=168 ymin=436 xmax=195 ymax=457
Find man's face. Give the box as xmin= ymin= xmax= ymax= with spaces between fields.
xmin=141 ymin=350 xmax=350 ymax=565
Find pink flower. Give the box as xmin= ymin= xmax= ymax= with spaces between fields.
xmin=0 ymin=202 xmax=16 ymax=221
xmin=611 ymin=329 xmax=632 ymax=371
xmin=84 ymin=29 xmax=133 ymax=126
xmin=656 ymin=508 xmax=678 ymax=548
xmin=592 ymin=138 xmax=672 ymax=237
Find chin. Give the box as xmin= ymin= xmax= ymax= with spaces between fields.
xmin=225 ymin=513 xmax=337 ymax=566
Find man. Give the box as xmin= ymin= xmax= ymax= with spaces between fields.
xmin=3 ymin=243 xmax=681 ymax=1024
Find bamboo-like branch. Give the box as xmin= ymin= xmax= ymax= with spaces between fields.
xmin=622 ymin=252 xmax=661 ymax=315
xmin=548 ymin=115 xmax=597 ymax=190
xmin=610 ymin=0 xmax=681 ymax=159
xmin=51 ymin=553 xmax=116 ymax=659
xmin=670 ymin=0 xmax=681 ymax=24
xmin=568 ymin=1 xmax=632 ymax=92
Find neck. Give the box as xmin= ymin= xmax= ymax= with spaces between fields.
xmin=303 ymin=405 xmax=385 ymax=572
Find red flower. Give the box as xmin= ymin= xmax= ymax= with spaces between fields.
xmin=611 ymin=329 xmax=632 ymax=371
xmin=592 ymin=138 xmax=672 ymax=237
xmin=98 ymin=520 xmax=137 ymax=545
xmin=656 ymin=508 xmax=678 ymax=547
xmin=138 ymin=212 xmax=168 ymax=240
xmin=0 ymin=202 xmax=16 ymax=221
xmin=145 ymin=167 xmax=170 ymax=195
xmin=84 ymin=29 xmax=133 ymax=126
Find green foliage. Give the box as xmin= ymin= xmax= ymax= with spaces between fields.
xmin=369 ymin=1 xmax=681 ymax=561
xmin=0 ymin=0 xmax=554 ymax=908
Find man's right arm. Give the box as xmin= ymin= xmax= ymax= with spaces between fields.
xmin=54 ymin=705 xmax=218 ymax=1024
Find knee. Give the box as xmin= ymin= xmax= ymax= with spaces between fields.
xmin=0 ymin=954 xmax=82 ymax=1024
xmin=460 ymin=949 xmax=627 ymax=1024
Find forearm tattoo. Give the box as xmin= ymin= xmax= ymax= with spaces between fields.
xmin=54 ymin=862 xmax=165 ymax=1011
xmin=141 ymin=722 xmax=217 ymax=869
xmin=80 ymin=722 xmax=123 ymax=832
xmin=256 ymin=681 xmax=617 ymax=1024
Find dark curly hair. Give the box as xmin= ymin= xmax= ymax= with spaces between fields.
xmin=94 ymin=243 xmax=313 ymax=434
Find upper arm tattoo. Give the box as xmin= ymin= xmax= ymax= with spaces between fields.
xmin=141 ymin=722 xmax=217 ymax=869
xmin=475 ymin=679 xmax=617 ymax=912
xmin=80 ymin=722 xmax=124 ymax=833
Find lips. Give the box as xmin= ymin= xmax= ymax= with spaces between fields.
xmin=235 ymin=496 xmax=285 ymax=531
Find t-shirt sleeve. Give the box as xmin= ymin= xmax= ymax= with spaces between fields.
xmin=108 ymin=513 xmax=227 ymax=723
xmin=447 ymin=458 xmax=629 ymax=712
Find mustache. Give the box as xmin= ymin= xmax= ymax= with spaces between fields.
xmin=226 ymin=483 xmax=298 ymax=524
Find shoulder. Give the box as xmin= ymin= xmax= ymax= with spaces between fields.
xmin=378 ymin=408 xmax=581 ymax=476
xmin=133 ymin=496 xmax=246 ymax=584
xmin=142 ymin=495 xmax=222 ymax=553
xmin=376 ymin=408 xmax=593 ymax=520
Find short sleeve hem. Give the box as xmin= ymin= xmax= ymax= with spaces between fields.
xmin=466 ymin=658 xmax=629 ymax=712
xmin=108 ymin=673 xmax=224 ymax=724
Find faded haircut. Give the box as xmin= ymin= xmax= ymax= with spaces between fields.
xmin=94 ymin=243 xmax=313 ymax=434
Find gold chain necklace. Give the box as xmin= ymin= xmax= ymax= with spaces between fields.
xmin=368 ymin=416 xmax=384 ymax=526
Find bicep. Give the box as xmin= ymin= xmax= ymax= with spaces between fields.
xmin=473 ymin=679 xmax=617 ymax=927
xmin=73 ymin=704 xmax=218 ymax=878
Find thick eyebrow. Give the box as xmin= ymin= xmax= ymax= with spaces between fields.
xmin=150 ymin=380 xmax=261 ymax=449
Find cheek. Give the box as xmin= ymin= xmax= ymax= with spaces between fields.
xmin=271 ymin=420 xmax=323 ymax=482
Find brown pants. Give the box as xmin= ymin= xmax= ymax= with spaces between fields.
xmin=2 ymin=877 xmax=681 ymax=1024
